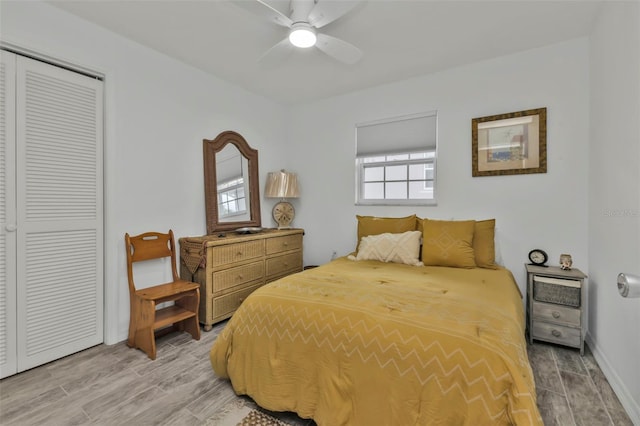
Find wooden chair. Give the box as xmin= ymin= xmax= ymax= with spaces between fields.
xmin=125 ymin=230 xmax=200 ymax=360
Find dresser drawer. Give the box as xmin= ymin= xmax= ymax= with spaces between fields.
xmin=209 ymin=240 xmax=264 ymax=267
xmin=266 ymin=252 xmax=302 ymax=277
xmin=211 ymin=261 xmax=264 ymax=293
xmin=532 ymin=301 xmax=580 ymax=327
xmin=266 ymin=234 xmax=302 ymax=255
xmin=211 ymin=282 xmax=263 ymax=323
xmin=532 ymin=321 xmax=581 ymax=347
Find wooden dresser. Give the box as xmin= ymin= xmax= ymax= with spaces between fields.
xmin=179 ymin=229 xmax=303 ymax=331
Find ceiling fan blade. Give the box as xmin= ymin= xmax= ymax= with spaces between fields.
xmin=258 ymin=37 xmax=295 ymax=64
xmin=315 ymin=33 xmax=363 ymax=64
xmin=289 ymin=0 xmax=317 ymax=23
xmin=308 ymin=0 xmax=363 ymax=29
xmin=233 ymin=0 xmax=293 ymax=28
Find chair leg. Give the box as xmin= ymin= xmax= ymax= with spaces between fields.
xmin=176 ymin=290 xmax=201 ymax=341
xmin=135 ymin=298 xmax=157 ymax=360
xmin=127 ymin=296 xmax=137 ymax=348
xmin=183 ymin=316 xmax=201 ymax=341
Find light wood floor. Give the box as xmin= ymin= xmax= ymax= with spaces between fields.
xmin=0 ymin=321 xmax=633 ymax=426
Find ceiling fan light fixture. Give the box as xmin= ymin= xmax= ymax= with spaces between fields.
xmin=289 ymin=23 xmax=316 ymax=48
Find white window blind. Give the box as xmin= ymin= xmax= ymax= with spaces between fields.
xmin=356 ymin=113 xmax=437 ymax=157
xmin=355 ymin=112 xmax=438 ymax=205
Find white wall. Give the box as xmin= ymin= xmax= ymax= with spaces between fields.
xmin=588 ymin=2 xmax=640 ymax=423
xmin=288 ymin=38 xmax=590 ymax=300
xmin=1 ymin=1 xmax=289 ymax=344
xmin=4 ymin=4 xmax=638 ymax=420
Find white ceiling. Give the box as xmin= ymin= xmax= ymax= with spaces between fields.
xmin=49 ymin=0 xmax=602 ymax=105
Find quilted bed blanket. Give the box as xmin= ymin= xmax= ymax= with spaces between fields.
xmin=210 ymin=257 xmax=542 ymax=425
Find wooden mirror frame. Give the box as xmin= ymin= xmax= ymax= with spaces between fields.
xmin=203 ymin=131 xmax=261 ymax=234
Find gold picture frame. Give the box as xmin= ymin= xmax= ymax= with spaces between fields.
xmin=472 ymin=107 xmax=547 ymax=177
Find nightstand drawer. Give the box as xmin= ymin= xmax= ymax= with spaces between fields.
xmin=266 ymin=234 xmax=303 ymax=255
xmin=532 ymin=301 xmax=580 ymax=327
xmin=532 ymin=322 xmax=581 ymax=347
xmin=533 ymin=276 xmax=581 ymax=307
xmin=212 ymin=261 xmax=264 ymax=293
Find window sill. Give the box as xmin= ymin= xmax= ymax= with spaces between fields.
xmin=355 ymin=200 xmax=438 ymax=207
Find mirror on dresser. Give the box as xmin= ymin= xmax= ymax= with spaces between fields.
xmin=203 ymin=131 xmax=261 ymax=234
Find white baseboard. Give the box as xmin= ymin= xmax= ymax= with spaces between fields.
xmin=586 ymin=333 xmax=640 ymax=425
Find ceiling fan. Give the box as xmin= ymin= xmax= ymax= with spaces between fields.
xmin=236 ymin=0 xmax=364 ymax=64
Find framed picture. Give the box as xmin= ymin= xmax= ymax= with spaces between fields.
xmin=472 ymin=107 xmax=547 ymax=177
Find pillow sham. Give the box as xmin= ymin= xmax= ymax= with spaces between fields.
xmin=356 ymin=214 xmax=417 ymax=252
xmin=421 ymin=219 xmax=476 ymax=268
xmin=349 ymin=231 xmax=423 ymax=266
xmin=474 ymin=219 xmax=499 ymax=269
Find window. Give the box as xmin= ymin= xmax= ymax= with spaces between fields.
xmin=356 ymin=112 xmax=437 ymax=205
xmin=217 ymin=177 xmax=247 ymax=218
xmin=360 ymin=151 xmax=435 ymax=200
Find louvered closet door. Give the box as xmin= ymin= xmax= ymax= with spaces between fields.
xmin=0 ymin=51 xmax=18 ymax=378
xmin=15 ymin=55 xmax=103 ymax=372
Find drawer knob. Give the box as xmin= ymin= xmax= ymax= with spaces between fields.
xmin=237 ymin=275 xmax=243 ymax=280
xmin=552 ymin=311 xmax=561 ymax=319
xmin=236 ymin=251 xmax=243 ymax=256
xmin=283 ymin=242 xmax=288 ymax=246
xmin=551 ymin=329 xmax=561 ymax=337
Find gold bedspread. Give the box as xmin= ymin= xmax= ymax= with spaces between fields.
xmin=210 ymin=258 xmax=542 ymax=425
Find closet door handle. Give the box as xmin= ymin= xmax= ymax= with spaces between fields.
xmin=5 ymin=224 xmax=17 ymax=232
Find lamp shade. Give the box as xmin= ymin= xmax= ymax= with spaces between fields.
xmin=264 ymin=170 xmax=300 ymax=199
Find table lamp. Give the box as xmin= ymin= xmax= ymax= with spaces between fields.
xmin=264 ymin=170 xmax=300 ymax=229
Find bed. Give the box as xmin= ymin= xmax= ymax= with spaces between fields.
xmin=210 ymin=217 xmax=542 ymax=425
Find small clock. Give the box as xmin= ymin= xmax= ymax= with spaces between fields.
xmin=528 ymin=249 xmax=549 ymax=266
xmin=272 ymin=201 xmax=295 ymax=229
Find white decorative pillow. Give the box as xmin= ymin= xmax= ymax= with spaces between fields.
xmin=348 ymin=231 xmax=423 ymax=266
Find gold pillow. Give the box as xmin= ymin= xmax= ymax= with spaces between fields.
xmin=356 ymin=215 xmax=417 ymax=251
xmin=474 ymin=219 xmax=498 ymax=269
xmin=421 ymin=219 xmax=476 ymax=268
xmin=348 ymin=231 xmax=423 ymax=266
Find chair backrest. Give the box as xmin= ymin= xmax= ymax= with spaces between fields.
xmin=125 ymin=230 xmax=179 ymax=293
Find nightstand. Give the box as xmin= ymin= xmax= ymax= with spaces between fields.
xmin=526 ymin=264 xmax=588 ymax=355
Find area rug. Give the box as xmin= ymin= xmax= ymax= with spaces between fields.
xmin=205 ymin=399 xmax=292 ymax=426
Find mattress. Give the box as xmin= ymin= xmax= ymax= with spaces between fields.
xmin=210 ymin=257 xmax=542 ymax=425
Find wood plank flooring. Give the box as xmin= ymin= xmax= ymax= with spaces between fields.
xmin=0 ymin=321 xmax=633 ymax=425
